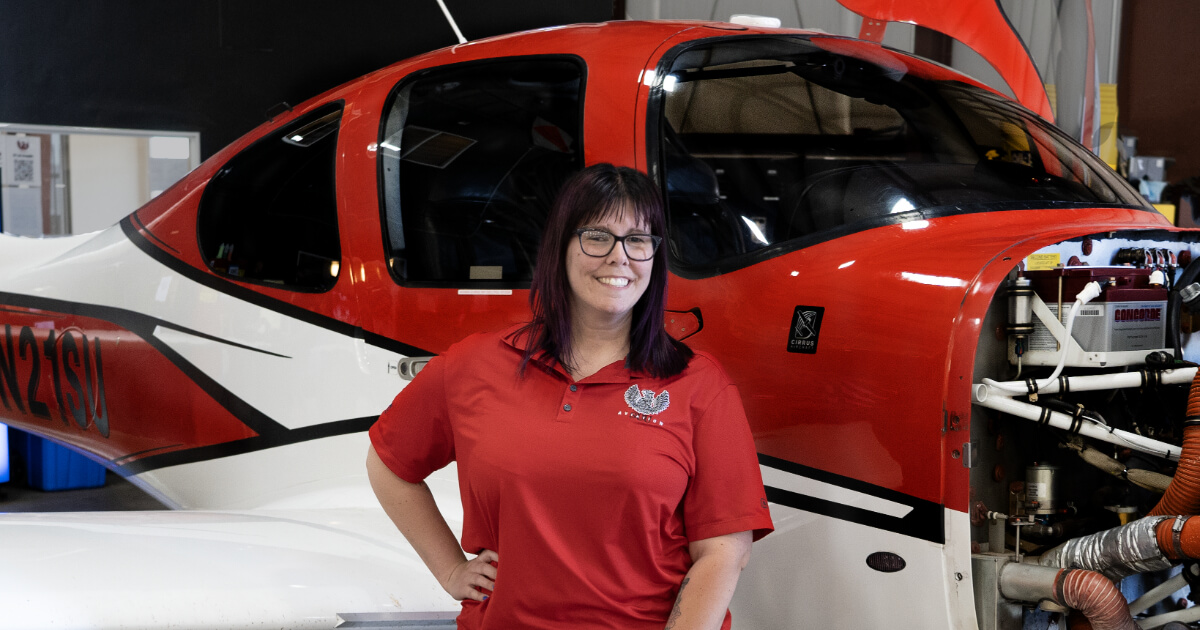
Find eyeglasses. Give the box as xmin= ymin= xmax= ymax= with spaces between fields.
xmin=574 ymin=229 xmax=662 ymax=261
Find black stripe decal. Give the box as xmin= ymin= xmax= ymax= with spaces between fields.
xmin=119 ymin=216 xmax=430 ymax=358
xmin=155 ymin=324 xmax=291 ymax=359
xmin=759 ymin=453 xmax=945 ymax=544
xmin=130 ymin=212 xmax=180 ymax=254
xmin=116 ymin=416 xmax=378 ymax=474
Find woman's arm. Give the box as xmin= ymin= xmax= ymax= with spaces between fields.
xmin=366 ymin=445 xmax=497 ymax=601
xmin=664 ymin=530 xmax=754 ymax=630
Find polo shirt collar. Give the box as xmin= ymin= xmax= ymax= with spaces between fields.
xmin=500 ymin=323 xmax=645 ymax=384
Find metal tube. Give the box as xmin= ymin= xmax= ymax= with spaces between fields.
xmin=998 ymin=562 xmax=1060 ymax=604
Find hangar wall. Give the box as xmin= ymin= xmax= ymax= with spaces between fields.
xmin=1118 ymin=0 xmax=1200 ymax=186
xmin=0 ymin=0 xmax=614 ymax=160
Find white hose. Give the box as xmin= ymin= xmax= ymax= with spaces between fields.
xmin=1138 ymin=604 xmax=1200 ymax=629
xmin=1128 ymin=571 xmax=1188 ymax=615
xmin=984 ymin=281 xmax=1103 ymax=395
xmin=972 ymin=387 xmax=1181 ymax=461
xmin=985 ymin=368 xmax=1198 ymax=396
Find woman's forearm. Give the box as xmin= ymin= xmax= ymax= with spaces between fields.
xmin=366 ymin=446 xmax=467 ymax=585
xmin=665 ymin=531 xmax=753 ymax=630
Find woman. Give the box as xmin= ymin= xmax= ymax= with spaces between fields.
xmin=367 ymin=163 xmax=772 ymax=629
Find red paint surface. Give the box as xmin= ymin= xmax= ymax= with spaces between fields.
xmin=836 ymin=0 xmax=1055 ymax=121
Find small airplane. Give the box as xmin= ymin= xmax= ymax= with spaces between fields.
xmin=1 ymin=1 xmax=1195 ymax=628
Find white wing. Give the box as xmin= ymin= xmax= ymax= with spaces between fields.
xmin=624 ymin=384 xmax=641 ymax=408
xmin=0 ymin=467 xmax=464 ymax=629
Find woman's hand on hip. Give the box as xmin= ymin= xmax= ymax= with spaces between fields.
xmin=440 ymin=549 xmax=498 ymax=601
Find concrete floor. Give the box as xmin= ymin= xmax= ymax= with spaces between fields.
xmin=0 ymin=472 xmax=167 ymax=512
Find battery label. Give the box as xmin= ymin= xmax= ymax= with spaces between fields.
xmin=1029 ymin=301 xmax=1166 ymax=353
xmin=1111 ymin=302 xmax=1166 ymax=351
xmin=1113 ymin=306 xmax=1163 ymax=323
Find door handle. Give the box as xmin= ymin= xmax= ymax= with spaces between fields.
xmin=397 ymin=356 xmax=433 ymax=381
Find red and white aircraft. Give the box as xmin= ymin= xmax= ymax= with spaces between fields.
xmin=1 ymin=2 xmax=1194 ymax=629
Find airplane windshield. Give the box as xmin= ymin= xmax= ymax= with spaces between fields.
xmin=654 ymin=36 xmax=1148 ymax=274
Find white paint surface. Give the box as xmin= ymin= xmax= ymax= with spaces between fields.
xmin=732 ymin=506 xmax=976 ymax=629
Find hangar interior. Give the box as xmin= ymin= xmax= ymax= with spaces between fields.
xmin=3 ymin=1 xmax=1200 ymax=629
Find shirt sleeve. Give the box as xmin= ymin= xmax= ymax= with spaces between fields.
xmin=369 ymin=354 xmax=455 ymax=484
xmin=683 ymin=383 xmax=774 ymax=542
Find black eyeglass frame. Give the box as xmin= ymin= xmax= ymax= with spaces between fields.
xmin=573 ymin=229 xmax=663 ymax=261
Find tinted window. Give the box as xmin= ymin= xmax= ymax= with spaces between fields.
xmin=655 ymin=37 xmax=1146 ymax=272
xmin=379 ymin=57 xmax=584 ymax=285
xmin=197 ymin=103 xmax=343 ymax=291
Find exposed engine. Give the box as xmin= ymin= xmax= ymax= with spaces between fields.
xmin=972 ymin=229 xmax=1200 ymax=630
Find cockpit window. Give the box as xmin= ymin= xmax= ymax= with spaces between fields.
xmin=654 ymin=37 xmax=1147 ymax=275
xmin=378 ymin=57 xmax=584 ymax=286
xmin=197 ymin=102 xmax=343 ymax=291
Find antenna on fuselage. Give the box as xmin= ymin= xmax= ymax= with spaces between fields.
xmin=435 ymin=0 xmax=467 ymax=44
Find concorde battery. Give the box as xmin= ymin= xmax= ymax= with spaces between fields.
xmin=1018 ymin=267 xmax=1168 ymax=364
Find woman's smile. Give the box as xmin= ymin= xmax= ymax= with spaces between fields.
xmin=596 ymin=276 xmax=631 ymax=288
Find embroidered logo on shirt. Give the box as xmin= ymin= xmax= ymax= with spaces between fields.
xmin=625 ymin=384 xmax=670 ymax=415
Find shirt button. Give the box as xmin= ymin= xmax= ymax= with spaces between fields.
xmin=570 ymin=385 xmax=578 ymax=392
xmin=563 ymin=404 xmax=572 ymax=411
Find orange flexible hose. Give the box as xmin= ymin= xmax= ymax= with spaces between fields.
xmin=1066 ymin=610 xmax=1093 ymax=630
xmin=1149 ymin=369 xmax=1200 ymax=517
xmin=1155 ymin=515 xmax=1200 ymax=559
xmin=1055 ymin=569 xmax=1139 ymax=630
xmin=1052 ymin=372 xmax=1200 ymax=630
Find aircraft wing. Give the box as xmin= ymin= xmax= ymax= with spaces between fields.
xmin=0 ymin=506 xmax=460 ymax=629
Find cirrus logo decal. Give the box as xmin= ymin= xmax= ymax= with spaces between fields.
xmin=787 ymin=305 xmax=825 ymax=354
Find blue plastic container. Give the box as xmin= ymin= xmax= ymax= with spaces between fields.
xmin=12 ymin=430 xmax=106 ymax=491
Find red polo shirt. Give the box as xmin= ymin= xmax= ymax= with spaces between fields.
xmin=370 ymin=326 xmax=773 ymax=629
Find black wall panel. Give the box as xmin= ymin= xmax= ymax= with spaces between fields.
xmin=0 ymin=0 xmax=613 ymax=159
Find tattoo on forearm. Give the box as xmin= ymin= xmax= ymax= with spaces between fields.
xmin=665 ymin=577 xmax=690 ymax=629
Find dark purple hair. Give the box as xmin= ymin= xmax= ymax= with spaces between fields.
xmin=514 ymin=163 xmax=692 ymax=378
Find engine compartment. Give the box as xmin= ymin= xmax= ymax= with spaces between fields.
xmin=972 ymin=229 xmax=1200 ymax=630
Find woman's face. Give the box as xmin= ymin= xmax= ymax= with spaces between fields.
xmin=565 ymin=208 xmax=654 ymax=329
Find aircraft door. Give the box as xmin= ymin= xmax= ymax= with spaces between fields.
xmin=357 ymin=56 xmax=587 ymax=354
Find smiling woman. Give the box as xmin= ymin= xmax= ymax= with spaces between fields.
xmin=368 ymin=163 xmax=773 ymax=629
xmin=523 ymin=164 xmax=678 ymax=380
